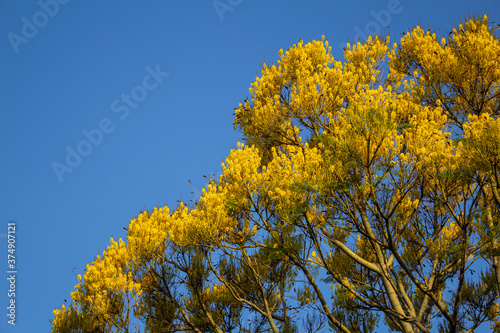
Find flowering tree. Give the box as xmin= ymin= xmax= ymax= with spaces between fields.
xmin=52 ymin=15 xmax=500 ymax=333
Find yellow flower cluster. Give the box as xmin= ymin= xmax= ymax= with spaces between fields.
xmin=52 ymin=304 xmax=82 ymax=333
xmin=221 ymin=142 xmax=261 ymax=201
xmin=82 ymin=238 xmax=139 ymax=293
xmin=333 ymin=276 xmax=358 ymax=301
xmin=202 ymin=283 xmax=235 ymax=304
xmin=390 ymin=15 xmax=499 ymax=121
xmin=236 ymin=36 xmax=362 ymax=149
xmin=400 ymin=104 xmax=458 ymax=175
xmin=343 ymin=35 xmax=390 ymax=88
xmin=183 ymin=143 xmax=262 ymax=243
xmin=52 ymin=238 xmax=141 ymax=332
xmin=309 ymin=250 xmax=322 ymax=266
xmin=191 ymin=184 xmax=235 ymax=242
xmin=427 ymin=221 xmax=462 ymax=259
xmin=462 ymin=113 xmax=500 ymax=171
xmin=328 ymin=85 xmax=403 ymax=167
xmin=258 ymin=144 xmax=324 ymax=218
xmin=128 ymin=206 xmax=170 ymax=261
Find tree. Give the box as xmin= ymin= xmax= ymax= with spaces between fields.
xmin=52 ymin=15 xmax=500 ymax=333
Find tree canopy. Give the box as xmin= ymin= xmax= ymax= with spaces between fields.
xmin=52 ymin=15 xmax=500 ymax=333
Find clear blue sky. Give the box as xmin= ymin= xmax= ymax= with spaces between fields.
xmin=0 ymin=1 xmax=498 ymax=331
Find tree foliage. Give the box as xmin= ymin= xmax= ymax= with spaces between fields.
xmin=52 ymin=15 xmax=500 ymax=333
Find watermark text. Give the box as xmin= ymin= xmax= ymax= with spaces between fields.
xmin=7 ymin=0 xmax=71 ymax=54
xmin=6 ymin=221 xmax=17 ymax=325
xmin=51 ymin=64 xmax=169 ymax=183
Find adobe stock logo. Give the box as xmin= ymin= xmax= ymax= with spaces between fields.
xmin=7 ymin=0 xmax=71 ymax=54
xmin=51 ymin=64 xmax=169 ymax=183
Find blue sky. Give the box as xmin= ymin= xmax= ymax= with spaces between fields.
xmin=0 ymin=1 xmax=498 ymax=331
